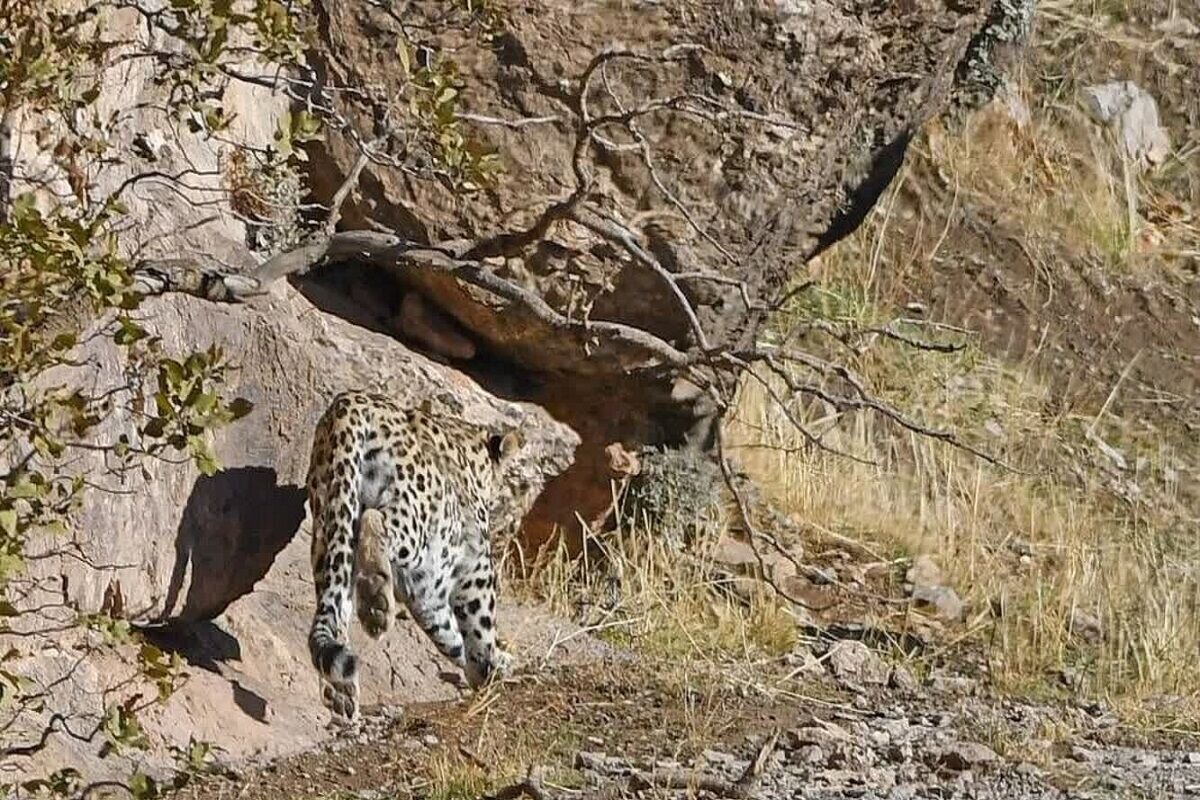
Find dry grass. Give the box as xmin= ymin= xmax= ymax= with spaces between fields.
xmin=510 ymin=524 xmax=798 ymax=667
xmin=905 ymin=0 xmax=1200 ymax=277
xmin=732 ymin=358 xmax=1199 ymax=712
xmin=416 ymin=706 xmax=587 ymax=800
xmin=725 ymin=0 xmax=1200 ymax=721
xmin=425 ymin=753 xmax=490 ymax=800
xmin=505 ymin=0 xmax=1199 ymax=733
xmin=507 ymin=524 xmax=813 ymax=753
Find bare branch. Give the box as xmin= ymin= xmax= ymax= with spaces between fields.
xmin=570 ymin=204 xmax=712 ymax=352
xmin=133 ymin=230 xmax=694 ymax=373
xmin=321 ymin=147 xmax=373 ymax=234
xmin=760 ymin=346 xmax=1015 ymax=469
xmin=457 ymin=113 xmax=562 ymax=129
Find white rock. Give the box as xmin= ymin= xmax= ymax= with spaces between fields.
xmin=1081 ymin=81 xmax=1171 ymax=169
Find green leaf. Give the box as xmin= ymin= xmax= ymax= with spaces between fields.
xmin=160 ymin=359 xmax=184 ymax=389
xmin=10 ymin=194 xmax=37 ymax=222
xmin=153 ymin=391 xmax=173 ymax=417
xmin=114 ymin=318 xmax=147 ymax=346
xmin=128 ymin=771 xmax=159 ymax=799
xmin=189 ymin=391 xmax=214 ymax=415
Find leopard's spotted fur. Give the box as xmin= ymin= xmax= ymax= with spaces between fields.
xmin=306 ymin=390 xmax=520 ymax=721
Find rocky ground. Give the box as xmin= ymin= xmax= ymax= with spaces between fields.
xmin=172 ymin=640 xmax=1200 ymax=800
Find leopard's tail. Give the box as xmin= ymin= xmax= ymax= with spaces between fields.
xmin=308 ymin=393 xmax=367 ymax=690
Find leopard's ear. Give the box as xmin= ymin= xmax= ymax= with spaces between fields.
xmin=487 ymin=430 xmax=522 ymax=464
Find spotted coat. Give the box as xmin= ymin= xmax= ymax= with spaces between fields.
xmin=305 ymin=390 xmax=520 ymax=721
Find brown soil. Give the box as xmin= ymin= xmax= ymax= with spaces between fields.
xmin=174 ymin=661 xmax=801 ymax=800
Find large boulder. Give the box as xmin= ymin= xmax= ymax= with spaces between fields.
xmin=6 ymin=283 xmax=581 ymax=783
xmin=301 ymin=0 xmax=1015 ymax=547
xmin=25 ymin=283 xmax=578 ymax=624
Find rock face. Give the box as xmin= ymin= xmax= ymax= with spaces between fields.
xmin=25 ymin=284 xmax=578 ymax=624
xmin=301 ymin=0 xmax=1011 ymax=548
xmin=8 ymin=284 xmax=581 ymax=782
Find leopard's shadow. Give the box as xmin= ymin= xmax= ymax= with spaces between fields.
xmin=140 ymin=620 xmax=272 ymax=723
xmin=162 ymin=466 xmax=307 ymax=624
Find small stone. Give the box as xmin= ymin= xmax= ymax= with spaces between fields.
xmin=820 ymin=770 xmax=858 ymax=788
xmin=827 ymin=641 xmax=890 ymax=686
xmin=421 ymin=734 xmax=440 ymax=747
xmin=1154 ymin=16 xmax=1199 ymax=39
xmin=912 ymin=584 xmax=964 ymax=621
xmin=809 ymin=566 xmax=838 ymax=585
xmin=784 ymin=647 xmax=825 ymax=676
xmin=1070 ymin=745 xmax=1100 ymax=763
xmin=1069 ymin=608 xmax=1104 ymax=643
xmin=867 ymin=767 xmax=897 ymax=791
xmin=1058 ymin=667 xmax=1081 ymax=689
xmin=787 ymin=723 xmax=850 ymax=749
xmin=1007 ymin=538 xmax=1034 ymax=557
xmin=575 ymin=751 xmax=608 ymax=771
xmin=928 ymin=671 xmax=977 ymax=695
xmin=587 ymin=736 xmax=604 ymax=747
xmin=879 ymin=717 xmax=911 ymax=741
xmin=888 ymin=666 xmax=920 ymax=694
xmin=937 ymin=742 xmax=998 ymax=771
xmin=1081 ymin=81 xmax=1171 ymax=168
xmin=794 ymin=744 xmax=826 ymax=765
xmin=712 ymin=535 xmax=759 ymax=569
xmin=702 ymin=749 xmax=735 ymax=765
xmin=1185 ymin=752 xmax=1200 ymax=765
xmin=906 ymin=555 xmax=943 ymax=587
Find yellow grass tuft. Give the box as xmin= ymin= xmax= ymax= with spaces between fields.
xmin=729 ymin=98 xmax=1200 ymax=724
xmin=511 ymin=525 xmax=798 ymax=667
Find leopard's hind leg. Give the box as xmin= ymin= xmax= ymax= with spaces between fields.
xmin=354 ymin=508 xmax=393 ymax=638
xmin=451 ymin=540 xmax=508 ymax=687
xmin=399 ymin=534 xmax=467 ymax=669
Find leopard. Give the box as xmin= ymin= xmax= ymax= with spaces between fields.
xmin=305 ymin=389 xmax=521 ymax=721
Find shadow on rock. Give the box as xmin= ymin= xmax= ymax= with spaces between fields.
xmin=232 ymin=680 xmax=270 ymax=722
xmin=162 ymin=467 xmax=306 ymax=623
xmin=140 ymin=619 xmax=242 ymax=673
xmin=140 ymin=621 xmax=273 ymax=723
